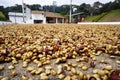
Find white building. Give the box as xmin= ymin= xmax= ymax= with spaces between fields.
xmin=8 ymin=6 xmax=65 ymax=24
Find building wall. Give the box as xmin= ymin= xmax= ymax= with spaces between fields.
xmin=9 ymin=14 xmax=46 ymax=24
xmin=9 ymin=16 xmax=24 ymax=24
xmin=31 ymin=14 xmax=46 ymax=24
xmin=25 ymin=7 xmax=32 ymax=21
xmin=32 ymin=14 xmax=44 ymax=20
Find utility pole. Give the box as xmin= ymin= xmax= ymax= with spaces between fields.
xmin=15 ymin=11 xmax=16 ymax=24
xmin=22 ymin=0 xmax=25 ymax=23
xmin=14 ymin=4 xmax=17 ymax=24
xmin=69 ymin=0 xmax=72 ymax=23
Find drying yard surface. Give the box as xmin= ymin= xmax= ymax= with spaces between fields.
xmin=0 ymin=24 xmax=120 ymax=80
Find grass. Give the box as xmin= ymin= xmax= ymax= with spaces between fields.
xmin=99 ymin=9 xmax=120 ymax=22
xmin=85 ymin=9 xmax=120 ymax=22
xmin=84 ymin=15 xmax=99 ymax=22
xmin=85 ymin=13 xmax=108 ymax=22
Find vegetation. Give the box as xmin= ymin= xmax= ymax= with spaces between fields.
xmin=85 ymin=9 xmax=120 ymax=22
xmin=99 ymin=9 xmax=120 ymax=22
xmin=0 ymin=11 xmax=6 ymax=21
xmin=85 ymin=12 xmax=108 ymax=22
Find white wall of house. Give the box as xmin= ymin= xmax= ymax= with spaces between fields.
xmin=9 ymin=16 xmax=24 ymax=24
xmin=25 ymin=7 xmax=32 ymax=21
xmin=32 ymin=14 xmax=46 ymax=23
xmin=9 ymin=12 xmax=25 ymax=24
xmin=32 ymin=14 xmax=43 ymax=20
xmin=9 ymin=12 xmax=47 ymax=24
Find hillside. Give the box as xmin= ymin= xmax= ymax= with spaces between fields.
xmin=0 ymin=11 xmax=6 ymax=21
xmin=99 ymin=9 xmax=120 ymax=22
xmin=85 ymin=9 xmax=120 ymax=22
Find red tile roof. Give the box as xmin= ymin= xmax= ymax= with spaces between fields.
xmin=32 ymin=11 xmax=65 ymax=18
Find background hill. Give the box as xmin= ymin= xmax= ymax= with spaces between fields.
xmin=85 ymin=9 xmax=120 ymax=22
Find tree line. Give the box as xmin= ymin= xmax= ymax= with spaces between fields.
xmin=0 ymin=0 xmax=120 ymax=20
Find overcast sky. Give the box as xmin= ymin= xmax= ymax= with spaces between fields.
xmin=0 ymin=0 xmax=115 ymax=7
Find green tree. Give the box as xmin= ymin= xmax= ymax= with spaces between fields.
xmin=78 ymin=3 xmax=92 ymax=15
xmin=92 ymin=1 xmax=103 ymax=15
xmin=56 ymin=5 xmax=70 ymax=15
xmin=28 ymin=4 xmax=41 ymax=10
xmin=0 ymin=11 xmax=6 ymax=21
